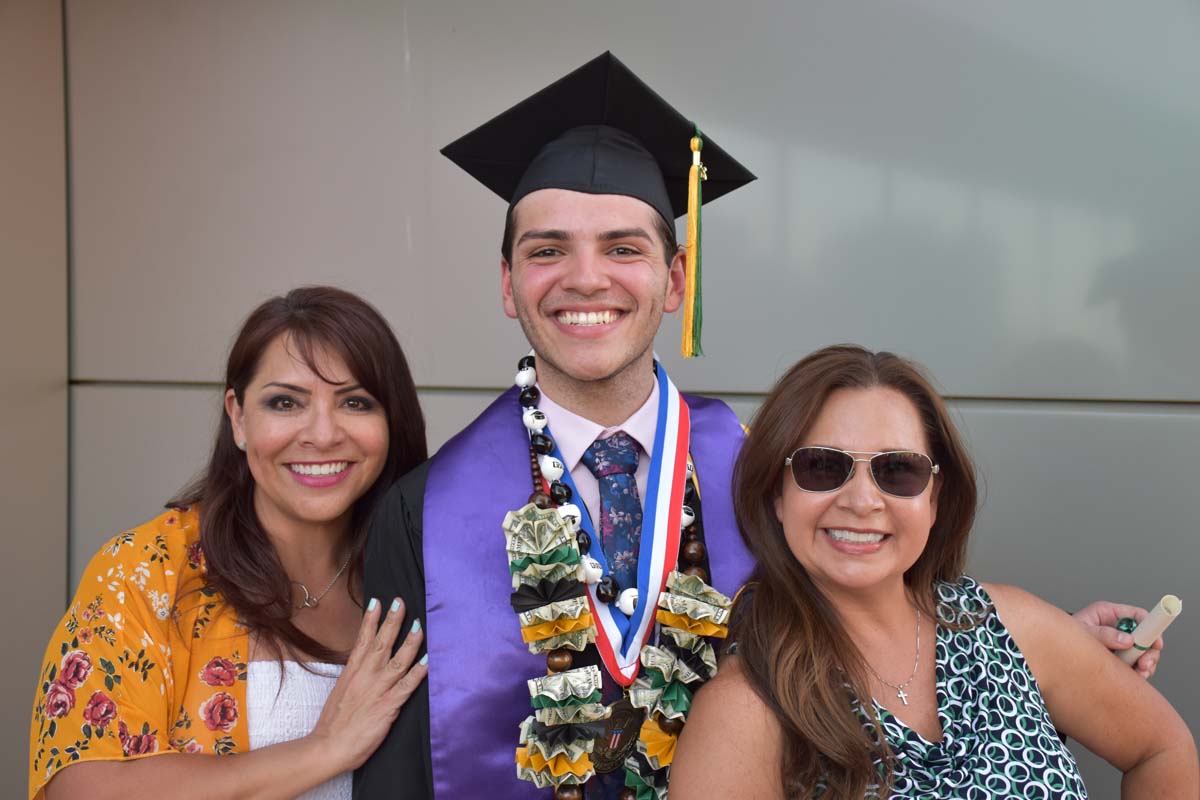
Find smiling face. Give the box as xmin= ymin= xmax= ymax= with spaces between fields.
xmin=500 ymin=188 xmax=685 ymax=391
xmin=225 ymin=334 xmax=389 ymax=537
xmin=774 ymin=386 xmax=939 ymax=599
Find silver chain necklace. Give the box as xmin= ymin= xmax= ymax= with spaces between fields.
xmin=292 ymin=551 xmax=353 ymax=610
xmin=864 ymin=607 xmax=921 ymax=706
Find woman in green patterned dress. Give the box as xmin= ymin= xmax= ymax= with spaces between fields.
xmin=671 ymin=345 xmax=1197 ymax=799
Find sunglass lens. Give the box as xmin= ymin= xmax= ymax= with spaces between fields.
xmin=791 ymin=448 xmax=854 ymax=492
xmin=871 ymin=452 xmax=932 ymax=497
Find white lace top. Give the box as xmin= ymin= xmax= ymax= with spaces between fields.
xmin=246 ymin=661 xmax=349 ymax=800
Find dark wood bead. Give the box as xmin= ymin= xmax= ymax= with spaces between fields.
xmin=681 ymin=565 xmax=708 ymax=583
xmin=683 ymin=529 xmax=700 ymax=544
xmin=550 ymin=481 xmax=573 ymax=505
xmin=555 ymin=786 xmax=584 ymax=800
xmin=681 ymin=540 xmax=707 ymax=565
xmin=575 ymin=530 xmax=592 ymax=553
xmin=546 ymin=649 xmax=574 ymax=672
xmin=519 ymin=386 xmax=541 ymax=408
xmin=518 ymin=355 xmax=536 ymax=371
xmin=656 ymin=712 xmax=685 ymax=735
xmin=618 ymin=789 xmax=638 ymax=800
xmin=530 ymin=432 xmax=554 ymax=455
xmin=529 ymin=491 xmax=553 ymax=509
xmin=596 ymin=575 xmax=620 ymax=604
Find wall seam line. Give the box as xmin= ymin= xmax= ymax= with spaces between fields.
xmin=66 ymin=379 xmax=1200 ymax=411
xmin=62 ymin=0 xmax=75 ymax=608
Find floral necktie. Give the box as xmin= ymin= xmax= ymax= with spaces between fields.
xmin=580 ymin=431 xmax=642 ymax=595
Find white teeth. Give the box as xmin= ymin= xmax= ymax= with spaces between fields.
xmin=557 ymin=310 xmax=619 ymax=326
xmin=826 ymin=529 xmax=885 ymax=544
xmin=289 ymin=462 xmax=348 ymax=477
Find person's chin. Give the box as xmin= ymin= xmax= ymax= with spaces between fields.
xmin=287 ymin=497 xmax=356 ymax=527
xmin=535 ymin=338 xmax=621 ymax=379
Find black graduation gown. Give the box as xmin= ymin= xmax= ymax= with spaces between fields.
xmin=353 ymin=461 xmax=434 ymax=799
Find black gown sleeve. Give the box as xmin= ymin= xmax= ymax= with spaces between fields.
xmin=353 ymin=461 xmax=434 ymax=800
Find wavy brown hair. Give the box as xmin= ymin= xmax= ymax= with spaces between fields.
xmin=171 ymin=286 xmax=427 ymax=663
xmin=730 ymin=345 xmax=977 ymax=798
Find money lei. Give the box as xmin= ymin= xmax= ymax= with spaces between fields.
xmin=506 ymin=354 xmax=732 ymax=796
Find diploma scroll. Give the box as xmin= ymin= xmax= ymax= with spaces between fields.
xmin=1118 ymin=594 xmax=1182 ymax=666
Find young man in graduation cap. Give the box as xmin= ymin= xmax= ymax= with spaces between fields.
xmin=355 ymin=53 xmax=1162 ymax=800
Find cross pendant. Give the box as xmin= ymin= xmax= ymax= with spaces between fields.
xmin=896 ymin=688 xmax=909 ymax=706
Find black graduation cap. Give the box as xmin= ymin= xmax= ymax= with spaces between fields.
xmin=441 ymin=51 xmax=756 ymax=356
xmin=440 ymin=51 xmax=755 ymax=224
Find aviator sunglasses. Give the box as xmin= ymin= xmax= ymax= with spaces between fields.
xmin=784 ymin=446 xmax=939 ymax=499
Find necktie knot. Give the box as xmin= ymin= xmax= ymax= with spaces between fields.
xmin=581 ymin=432 xmax=640 ymax=478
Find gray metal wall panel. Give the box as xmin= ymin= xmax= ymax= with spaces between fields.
xmin=68 ymin=1 xmax=1200 ymax=401
xmin=69 ymin=385 xmax=220 ymax=586
xmin=1 ymin=1 xmax=67 ymax=794
xmin=953 ymin=400 xmax=1199 ymax=797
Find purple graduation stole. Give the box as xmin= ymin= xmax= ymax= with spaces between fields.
xmin=423 ymin=387 xmax=752 ymax=798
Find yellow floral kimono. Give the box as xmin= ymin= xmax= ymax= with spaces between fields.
xmin=29 ymin=507 xmax=250 ymax=799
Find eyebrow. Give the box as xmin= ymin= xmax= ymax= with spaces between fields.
xmin=261 ymin=381 xmax=364 ymax=395
xmin=598 ymin=227 xmax=653 ymax=243
xmin=516 ymin=229 xmax=570 ymax=246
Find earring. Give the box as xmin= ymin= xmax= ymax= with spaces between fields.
xmin=236 ymin=439 xmax=246 ymax=451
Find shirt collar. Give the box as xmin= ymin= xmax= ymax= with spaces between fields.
xmin=537 ymin=376 xmax=660 ymax=472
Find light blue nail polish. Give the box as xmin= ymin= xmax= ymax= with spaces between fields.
xmin=419 ymin=653 xmax=428 ymax=666
xmin=367 ymin=598 xmax=379 ymax=612
xmin=390 ymin=598 xmax=402 ymax=614
xmin=411 ymin=618 xmax=422 ymax=634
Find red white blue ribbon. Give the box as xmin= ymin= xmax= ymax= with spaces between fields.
xmin=540 ymin=362 xmax=689 ymax=686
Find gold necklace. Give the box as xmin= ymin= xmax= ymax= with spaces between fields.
xmin=863 ymin=608 xmax=921 ymax=706
xmin=292 ymin=551 xmax=353 ymax=610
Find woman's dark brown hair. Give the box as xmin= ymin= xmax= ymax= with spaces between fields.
xmin=171 ymin=286 xmax=427 ymax=663
xmin=730 ymin=344 xmax=977 ymax=798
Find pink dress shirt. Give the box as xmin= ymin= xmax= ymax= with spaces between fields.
xmin=537 ymin=379 xmax=660 ymax=529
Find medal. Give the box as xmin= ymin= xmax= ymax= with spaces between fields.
xmin=590 ymin=695 xmax=645 ymax=774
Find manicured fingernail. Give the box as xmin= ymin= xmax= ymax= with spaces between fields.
xmin=419 ymin=653 xmax=428 ymax=666
xmin=367 ymin=598 xmax=379 ymax=612
xmin=411 ymin=618 xmax=422 ymax=634
xmin=1117 ymin=633 xmax=1133 ymax=646
xmin=390 ymin=598 xmax=402 ymax=614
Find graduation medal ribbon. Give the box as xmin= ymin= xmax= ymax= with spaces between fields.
xmin=546 ymin=362 xmax=688 ymax=686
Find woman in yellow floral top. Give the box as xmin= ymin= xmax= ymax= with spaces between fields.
xmin=30 ymin=287 xmax=430 ymax=799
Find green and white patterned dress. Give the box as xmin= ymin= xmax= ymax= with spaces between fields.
xmin=861 ymin=575 xmax=1088 ymax=799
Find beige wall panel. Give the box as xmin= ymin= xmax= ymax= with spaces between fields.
xmin=0 ymin=1 xmax=66 ymax=794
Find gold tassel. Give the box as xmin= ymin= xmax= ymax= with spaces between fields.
xmin=681 ymin=131 xmax=705 ymax=358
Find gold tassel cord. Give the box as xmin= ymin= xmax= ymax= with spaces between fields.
xmin=681 ymin=130 xmax=706 ymax=358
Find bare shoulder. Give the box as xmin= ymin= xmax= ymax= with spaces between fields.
xmin=980 ymin=581 xmax=1106 ymax=693
xmin=670 ymin=655 xmax=785 ymax=800
xmin=981 ymin=581 xmax=1075 ymax=639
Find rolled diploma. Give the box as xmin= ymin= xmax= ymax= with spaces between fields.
xmin=1119 ymin=595 xmax=1182 ymax=665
